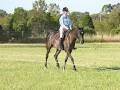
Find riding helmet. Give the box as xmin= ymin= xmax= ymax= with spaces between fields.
xmin=62 ymin=7 xmax=69 ymax=12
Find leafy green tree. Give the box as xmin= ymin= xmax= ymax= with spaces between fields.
xmin=93 ymin=3 xmax=120 ymax=35
xmin=27 ymin=0 xmax=60 ymax=38
xmin=0 ymin=9 xmax=7 ymax=17
xmin=80 ymin=12 xmax=95 ymax=35
xmin=112 ymin=3 xmax=120 ymax=9
xmin=27 ymin=9 xmax=48 ymax=37
xmin=81 ymin=12 xmax=94 ymax=29
xmin=28 ymin=0 xmax=48 ymax=38
xmin=48 ymin=13 xmax=59 ymax=31
xmin=33 ymin=0 xmax=47 ymax=12
xmin=47 ymin=3 xmax=60 ymax=31
xmin=111 ymin=24 xmax=120 ymax=34
xmin=108 ymin=9 xmax=120 ymax=29
xmin=0 ymin=15 xmax=11 ymax=41
xmin=48 ymin=3 xmax=60 ymax=15
xmin=70 ymin=12 xmax=79 ymax=28
xmin=0 ymin=25 xmax=4 ymax=41
xmin=10 ymin=7 xmax=28 ymax=40
xmin=102 ymin=4 xmax=113 ymax=14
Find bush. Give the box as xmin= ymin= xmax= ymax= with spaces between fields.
xmin=111 ymin=25 xmax=120 ymax=35
xmin=84 ymin=26 xmax=96 ymax=35
xmin=0 ymin=25 xmax=9 ymax=42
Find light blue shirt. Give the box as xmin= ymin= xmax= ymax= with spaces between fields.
xmin=59 ymin=14 xmax=72 ymax=30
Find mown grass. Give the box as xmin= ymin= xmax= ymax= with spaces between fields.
xmin=0 ymin=43 xmax=120 ymax=90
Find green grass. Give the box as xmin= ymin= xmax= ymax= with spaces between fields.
xmin=0 ymin=43 xmax=120 ymax=90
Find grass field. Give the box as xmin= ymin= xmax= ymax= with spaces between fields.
xmin=0 ymin=43 xmax=120 ymax=90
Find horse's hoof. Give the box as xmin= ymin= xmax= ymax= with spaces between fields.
xmin=62 ymin=66 xmax=66 ymax=71
xmin=73 ymin=68 xmax=77 ymax=71
xmin=73 ymin=65 xmax=77 ymax=71
xmin=57 ymin=63 xmax=60 ymax=69
xmin=44 ymin=63 xmax=47 ymax=68
xmin=45 ymin=66 xmax=48 ymax=68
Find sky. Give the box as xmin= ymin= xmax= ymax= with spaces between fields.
xmin=0 ymin=0 xmax=120 ymax=14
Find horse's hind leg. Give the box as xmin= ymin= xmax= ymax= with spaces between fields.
xmin=54 ymin=49 xmax=61 ymax=68
xmin=45 ymin=47 xmax=51 ymax=68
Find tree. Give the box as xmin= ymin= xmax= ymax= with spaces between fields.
xmin=112 ymin=3 xmax=120 ymax=10
xmin=0 ymin=25 xmax=4 ymax=41
xmin=48 ymin=3 xmax=60 ymax=15
xmin=10 ymin=7 xmax=28 ymax=40
xmin=0 ymin=15 xmax=12 ymax=41
xmin=93 ymin=3 xmax=120 ymax=35
xmin=70 ymin=12 xmax=79 ymax=28
xmin=81 ymin=12 xmax=94 ymax=29
xmin=0 ymin=9 xmax=7 ymax=17
xmin=28 ymin=0 xmax=48 ymax=38
xmin=27 ymin=9 xmax=48 ymax=37
xmin=108 ymin=9 xmax=120 ymax=29
xmin=33 ymin=0 xmax=47 ymax=12
xmin=111 ymin=24 xmax=120 ymax=34
xmin=80 ymin=13 xmax=95 ymax=35
xmin=102 ymin=4 xmax=113 ymax=14
xmin=27 ymin=0 xmax=60 ymax=38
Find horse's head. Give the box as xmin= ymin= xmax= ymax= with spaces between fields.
xmin=77 ymin=27 xmax=84 ymax=44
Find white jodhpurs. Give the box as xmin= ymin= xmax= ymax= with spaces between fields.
xmin=59 ymin=26 xmax=69 ymax=38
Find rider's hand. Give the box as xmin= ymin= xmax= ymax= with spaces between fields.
xmin=70 ymin=27 xmax=72 ymax=30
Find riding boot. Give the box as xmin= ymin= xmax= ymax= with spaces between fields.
xmin=60 ymin=38 xmax=64 ymax=50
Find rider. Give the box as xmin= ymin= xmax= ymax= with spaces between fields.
xmin=59 ymin=7 xmax=72 ymax=50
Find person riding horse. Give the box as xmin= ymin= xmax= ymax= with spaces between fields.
xmin=45 ymin=7 xmax=84 ymax=71
xmin=59 ymin=7 xmax=72 ymax=50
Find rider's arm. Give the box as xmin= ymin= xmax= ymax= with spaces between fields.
xmin=69 ymin=17 xmax=72 ymax=30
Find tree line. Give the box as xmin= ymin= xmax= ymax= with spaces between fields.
xmin=0 ymin=0 xmax=120 ymax=42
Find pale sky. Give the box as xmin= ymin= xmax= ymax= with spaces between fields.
xmin=0 ymin=0 xmax=119 ymax=14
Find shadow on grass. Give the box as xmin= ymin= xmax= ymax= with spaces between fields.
xmin=96 ymin=67 xmax=120 ymax=71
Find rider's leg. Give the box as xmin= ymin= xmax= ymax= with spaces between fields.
xmin=59 ymin=27 xmax=64 ymax=50
xmin=60 ymin=27 xmax=63 ymax=38
xmin=73 ymin=42 xmax=77 ymax=49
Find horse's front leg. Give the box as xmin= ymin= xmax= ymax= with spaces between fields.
xmin=68 ymin=50 xmax=77 ymax=71
xmin=54 ymin=49 xmax=61 ymax=68
xmin=63 ymin=53 xmax=69 ymax=71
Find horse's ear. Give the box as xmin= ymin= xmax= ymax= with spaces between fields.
xmin=72 ymin=26 xmax=78 ymax=30
xmin=78 ymin=27 xmax=84 ymax=30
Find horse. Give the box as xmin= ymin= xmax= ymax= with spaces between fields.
xmin=45 ymin=27 xmax=84 ymax=71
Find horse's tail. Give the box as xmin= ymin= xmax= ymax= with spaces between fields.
xmin=46 ymin=32 xmax=52 ymax=42
xmin=46 ymin=32 xmax=53 ymax=50
xmin=46 ymin=32 xmax=50 ymax=40
xmin=45 ymin=32 xmax=50 ymax=48
xmin=47 ymin=32 xmax=50 ymax=37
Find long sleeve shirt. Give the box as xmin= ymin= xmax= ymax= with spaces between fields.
xmin=59 ymin=14 xmax=72 ymax=30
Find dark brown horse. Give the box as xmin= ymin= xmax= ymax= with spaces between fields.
xmin=45 ymin=28 xmax=84 ymax=71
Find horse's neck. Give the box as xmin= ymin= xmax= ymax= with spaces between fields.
xmin=69 ymin=30 xmax=78 ymax=43
xmin=70 ymin=30 xmax=78 ymax=39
